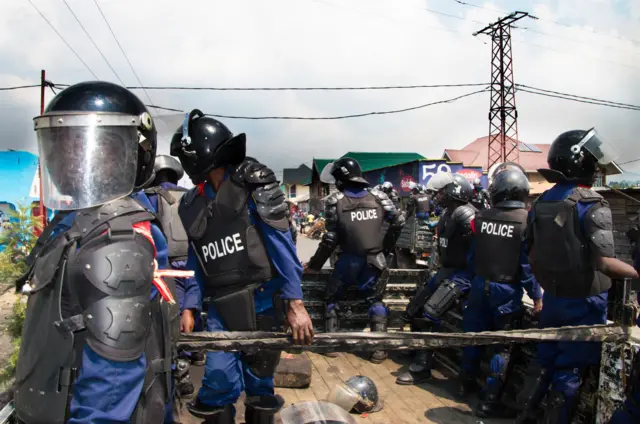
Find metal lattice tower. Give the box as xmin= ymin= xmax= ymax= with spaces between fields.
xmin=474 ymin=12 xmax=536 ymax=170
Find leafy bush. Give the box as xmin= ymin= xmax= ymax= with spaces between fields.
xmin=0 ymin=202 xmax=41 ymax=385
xmin=0 ymin=202 xmax=41 ymax=286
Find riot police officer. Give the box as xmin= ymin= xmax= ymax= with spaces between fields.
xmin=171 ymin=110 xmax=314 ymax=424
xmin=610 ymin=223 xmax=640 ymax=423
xmin=303 ymin=157 xmax=405 ymax=363
xmin=460 ymin=167 xmax=543 ymax=417
xmin=396 ymin=172 xmax=476 ymax=385
xmin=405 ymin=183 xmax=431 ymax=219
xmin=471 ymin=177 xmax=490 ymax=210
xmin=395 ymin=182 xmax=432 ymax=269
xmin=375 ymin=181 xmax=401 ymax=210
xmin=516 ymin=129 xmax=639 ymax=423
xmin=145 ymin=155 xmax=204 ymax=400
xmin=14 ymin=81 xmax=176 ymax=423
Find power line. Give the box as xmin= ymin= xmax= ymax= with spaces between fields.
xmin=125 ymin=82 xmax=490 ymax=91
xmin=91 ymin=0 xmax=155 ymax=109
xmin=61 ymin=0 xmax=125 ymax=85
xmin=147 ymin=88 xmax=489 ymax=120
xmin=25 ymin=0 xmax=98 ymax=79
xmin=0 ymin=84 xmax=41 ymax=91
xmin=515 ymin=84 xmax=640 ymax=109
xmin=516 ymin=87 xmax=640 ymax=111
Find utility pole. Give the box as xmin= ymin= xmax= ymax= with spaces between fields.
xmin=474 ymin=11 xmax=536 ymax=170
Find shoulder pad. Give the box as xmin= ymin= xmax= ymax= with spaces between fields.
xmin=181 ymin=186 xmax=200 ymax=208
xmin=325 ymin=192 xmax=343 ymax=205
xmin=452 ymin=204 xmax=476 ymax=225
xmin=574 ymin=187 xmax=603 ymax=202
xmin=233 ymin=160 xmax=277 ymax=185
xmin=252 ymin=182 xmax=289 ymax=231
xmin=370 ymin=188 xmax=395 ymax=211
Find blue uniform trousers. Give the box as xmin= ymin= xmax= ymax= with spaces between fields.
xmin=197 ymin=304 xmax=276 ymax=410
xmin=461 ymin=279 xmax=523 ymax=391
xmin=328 ymin=253 xmax=387 ymax=319
xmin=535 ymin=291 xmax=608 ymax=423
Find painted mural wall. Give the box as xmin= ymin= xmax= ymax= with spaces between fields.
xmin=361 ymin=160 xmax=487 ymax=197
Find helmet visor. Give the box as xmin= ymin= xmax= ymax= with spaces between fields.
xmin=35 ymin=114 xmax=140 ymax=210
xmin=426 ymin=172 xmax=455 ymax=192
xmin=575 ymin=129 xmax=622 ymax=175
xmin=320 ymin=162 xmax=336 ymax=184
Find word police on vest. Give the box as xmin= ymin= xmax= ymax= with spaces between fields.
xmin=202 ymin=233 xmax=245 ymax=262
xmin=439 ymin=238 xmax=448 ymax=247
xmin=350 ymin=209 xmax=378 ymax=221
xmin=480 ymin=221 xmax=515 ymax=238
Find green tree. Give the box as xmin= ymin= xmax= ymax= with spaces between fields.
xmin=0 ymin=202 xmax=41 ymax=286
xmin=0 ymin=202 xmax=41 ymax=386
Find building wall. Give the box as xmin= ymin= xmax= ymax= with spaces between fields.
xmin=527 ymin=172 xmax=545 ymax=183
xmin=284 ymin=184 xmax=310 ymax=199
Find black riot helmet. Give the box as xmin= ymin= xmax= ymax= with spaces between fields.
xmin=541 ymin=128 xmax=622 ymax=185
xmin=34 ymin=81 xmax=156 ymax=210
xmin=489 ymin=168 xmax=530 ymax=207
xmin=320 ymin=157 xmax=369 ymax=190
xmin=170 ymin=109 xmax=246 ymax=184
xmin=428 ymin=172 xmax=473 ymax=206
xmin=153 ymin=155 xmax=184 ymax=185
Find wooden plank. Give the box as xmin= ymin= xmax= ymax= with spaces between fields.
xmin=292 ymin=353 xmax=320 ymax=404
xmin=343 ymin=353 xmax=432 ymax=424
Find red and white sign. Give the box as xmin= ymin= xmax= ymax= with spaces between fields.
xmin=400 ymin=176 xmax=416 ymax=192
xmin=456 ymin=169 xmax=482 ymax=182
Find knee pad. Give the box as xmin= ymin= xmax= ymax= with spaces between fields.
xmin=243 ymin=351 xmax=281 ymax=379
xmin=423 ymin=280 xmax=461 ymax=318
xmin=368 ymin=301 xmax=388 ymax=319
xmin=552 ymin=368 xmax=582 ymax=397
xmin=326 ymin=303 xmax=340 ymax=332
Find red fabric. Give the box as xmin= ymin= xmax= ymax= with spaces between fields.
xmin=578 ymin=184 xmax=592 ymax=189
xmin=470 ymin=217 xmax=476 ymax=234
xmin=197 ymin=182 xmax=205 ymax=196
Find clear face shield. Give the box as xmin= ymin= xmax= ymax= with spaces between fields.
xmin=426 ymin=172 xmax=454 ymax=205
xmin=34 ymin=113 xmax=143 ymax=210
xmin=320 ymin=162 xmax=337 ymax=184
xmin=572 ymin=128 xmax=622 ymax=176
xmin=280 ymin=401 xmax=356 ymax=424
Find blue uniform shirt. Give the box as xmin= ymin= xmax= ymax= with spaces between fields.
xmin=186 ymin=179 xmax=303 ymax=313
xmin=46 ymin=192 xmax=168 ymax=423
xmin=147 ymin=182 xmax=202 ymax=312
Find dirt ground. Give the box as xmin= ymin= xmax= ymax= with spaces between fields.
xmin=0 ymin=288 xmax=16 ymax=392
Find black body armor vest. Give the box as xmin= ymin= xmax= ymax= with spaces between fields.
xmin=529 ymin=187 xmax=612 ymax=298
xmin=14 ymin=197 xmax=177 ymax=424
xmin=178 ymin=175 xmax=274 ymax=299
xmin=336 ymin=193 xmax=385 ymax=255
xmin=475 ymin=207 xmax=527 ymax=283
xmin=145 ymin=186 xmax=189 ymax=261
xmin=437 ymin=204 xmax=475 ymax=270
xmin=415 ymin=193 xmax=431 ymax=214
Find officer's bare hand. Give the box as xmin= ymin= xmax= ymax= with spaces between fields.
xmin=285 ymin=299 xmax=315 ymax=345
xmin=181 ymin=309 xmax=195 ymax=333
xmin=533 ymin=298 xmax=543 ymax=314
xmin=302 ymin=262 xmax=317 ymax=274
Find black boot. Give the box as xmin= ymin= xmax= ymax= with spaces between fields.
xmin=189 ymin=351 xmax=206 ymax=366
xmin=370 ymin=314 xmax=388 ymax=364
xmin=244 ymin=394 xmax=285 ymax=424
xmin=476 ymin=384 xmax=506 ymax=418
xmin=457 ymin=369 xmax=479 ymax=398
xmin=395 ymin=350 xmax=433 ymax=385
xmin=187 ymin=400 xmax=235 ymax=423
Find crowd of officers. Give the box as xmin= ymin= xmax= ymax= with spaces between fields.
xmin=8 ymin=80 xmax=640 ymax=424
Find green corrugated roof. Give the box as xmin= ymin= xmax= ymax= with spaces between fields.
xmin=339 ymin=152 xmax=425 ymax=172
xmin=312 ymin=158 xmax=336 ymax=174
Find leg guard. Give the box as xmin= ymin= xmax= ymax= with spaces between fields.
xmin=187 ymin=400 xmax=235 ymax=423
xmin=476 ymin=349 xmax=513 ymax=418
xmin=423 ymin=280 xmax=462 ymax=319
xmin=175 ymin=357 xmax=196 ymax=400
xmin=369 ymin=307 xmax=388 ymax=364
xmin=244 ymin=394 xmax=285 ymax=424
xmin=515 ymin=367 xmax=551 ymax=423
xmin=325 ymin=303 xmax=340 ymax=332
xmin=541 ymin=390 xmax=572 ymax=424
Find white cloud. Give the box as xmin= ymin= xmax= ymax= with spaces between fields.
xmin=0 ymin=0 xmax=639 ymax=174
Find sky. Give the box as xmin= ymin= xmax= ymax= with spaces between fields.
xmin=1 ymin=0 xmax=639 ymax=183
